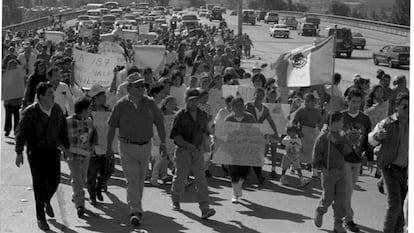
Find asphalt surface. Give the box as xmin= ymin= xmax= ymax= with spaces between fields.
xmin=0 ymin=10 xmax=410 ymax=233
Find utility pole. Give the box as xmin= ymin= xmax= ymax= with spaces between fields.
xmin=237 ymin=0 xmax=242 ymax=35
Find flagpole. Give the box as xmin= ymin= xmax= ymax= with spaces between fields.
xmin=326 ymin=25 xmax=337 ymax=172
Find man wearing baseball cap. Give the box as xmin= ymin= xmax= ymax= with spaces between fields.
xmin=170 ymin=89 xmax=216 ymax=219
xmin=107 ymin=75 xmax=166 ymax=226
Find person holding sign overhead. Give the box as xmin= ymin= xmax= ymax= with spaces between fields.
xmin=107 ymin=74 xmax=167 ymax=226
xmin=224 ymin=97 xmax=257 ymax=203
xmin=245 ymin=88 xmax=279 ymax=185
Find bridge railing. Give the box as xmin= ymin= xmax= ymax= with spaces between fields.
xmin=275 ymin=11 xmax=410 ymax=37
xmin=3 ymin=9 xmax=87 ymax=33
xmin=2 ymin=9 xmax=410 ymax=37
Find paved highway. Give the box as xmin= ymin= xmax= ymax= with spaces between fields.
xmin=199 ymin=13 xmax=410 ymax=91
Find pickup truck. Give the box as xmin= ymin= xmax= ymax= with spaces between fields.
xmin=279 ymin=16 xmax=298 ymax=30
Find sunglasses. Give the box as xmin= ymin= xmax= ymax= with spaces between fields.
xmin=132 ymin=83 xmax=146 ymax=88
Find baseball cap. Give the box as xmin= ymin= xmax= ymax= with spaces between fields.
xmin=186 ymin=89 xmax=200 ymax=99
xmin=353 ymin=73 xmax=362 ymax=80
xmin=88 ymin=84 xmax=106 ymax=98
xmin=126 ymin=72 xmax=145 ymax=84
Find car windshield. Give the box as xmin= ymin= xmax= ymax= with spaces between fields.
xmin=303 ymin=24 xmax=314 ymax=29
xmin=103 ymin=15 xmax=116 ymax=21
xmin=275 ymin=25 xmax=288 ymax=28
xmin=352 ymin=33 xmax=363 ymax=37
xmin=393 ymin=46 xmax=409 ymax=52
xmin=269 ymin=13 xmax=278 ymax=16
xmin=78 ymin=16 xmax=90 ymax=20
xmin=182 ymin=15 xmax=198 ymax=20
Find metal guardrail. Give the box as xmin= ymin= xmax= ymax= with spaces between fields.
xmin=275 ymin=11 xmax=410 ymax=37
xmin=3 ymin=9 xmax=410 ymax=37
xmin=3 ymin=10 xmax=87 ymax=32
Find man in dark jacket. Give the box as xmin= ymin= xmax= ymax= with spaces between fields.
xmin=15 ymin=82 xmax=70 ymax=231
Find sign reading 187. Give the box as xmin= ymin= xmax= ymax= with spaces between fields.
xmin=90 ymin=57 xmax=111 ymax=67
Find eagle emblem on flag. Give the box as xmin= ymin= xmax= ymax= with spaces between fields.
xmin=288 ymin=52 xmax=307 ymax=69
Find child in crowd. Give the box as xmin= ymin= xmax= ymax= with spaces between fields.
xmin=313 ymin=111 xmax=352 ymax=233
xmin=66 ymin=97 xmax=95 ymax=217
xmin=86 ymin=85 xmax=113 ymax=206
xmin=151 ymin=96 xmax=177 ymax=186
xmin=280 ymin=125 xmax=310 ymax=187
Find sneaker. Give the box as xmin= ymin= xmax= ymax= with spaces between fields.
xmin=77 ymin=206 xmax=85 ymax=218
xmin=231 ymin=196 xmax=239 ymax=203
xmin=334 ymin=224 xmax=347 ymax=233
xmin=280 ymin=175 xmax=288 ymax=185
xmin=201 ymin=208 xmax=216 ymax=219
xmin=377 ymin=181 xmax=385 ymax=194
xmin=300 ymin=177 xmax=311 ymax=188
xmin=130 ymin=213 xmax=141 ymax=226
xmin=314 ymin=210 xmax=323 ymax=227
xmin=90 ymin=195 xmax=98 ymax=206
xmin=345 ymin=220 xmax=360 ymax=232
xmin=270 ymin=171 xmax=277 ymax=178
xmin=374 ymin=173 xmax=381 ymax=179
xmin=4 ymin=131 xmax=10 ymax=137
xmin=101 ymin=184 xmax=108 ymax=192
xmin=171 ymin=202 xmax=181 ymax=211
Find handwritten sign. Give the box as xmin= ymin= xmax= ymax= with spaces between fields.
xmin=78 ymin=27 xmax=93 ymax=37
xmin=212 ymin=122 xmax=266 ymax=166
xmin=92 ymin=111 xmax=118 ymax=154
xmin=1 ymin=68 xmax=25 ymax=100
xmin=138 ymin=32 xmax=157 ymax=43
xmin=262 ymin=103 xmax=291 ymax=135
xmin=73 ymin=49 xmax=118 ymax=89
xmin=98 ymin=41 xmax=127 ymax=66
xmin=133 ymin=45 xmax=166 ymax=73
xmin=122 ymin=29 xmax=139 ymax=41
xmin=364 ymin=101 xmax=389 ymax=127
xmin=45 ymin=31 xmax=65 ymax=43
xmin=237 ymin=79 xmax=253 ymax=87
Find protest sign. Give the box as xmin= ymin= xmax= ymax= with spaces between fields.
xmin=100 ymin=33 xmax=115 ymax=41
xmin=45 ymin=31 xmax=65 ymax=43
xmin=122 ymin=29 xmax=139 ymax=41
xmin=262 ymin=103 xmax=291 ymax=135
xmin=78 ymin=27 xmax=93 ymax=38
xmin=73 ymin=49 xmax=118 ymax=89
xmin=364 ymin=101 xmax=389 ymax=127
xmin=98 ymin=41 xmax=124 ymax=54
xmin=1 ymin=68 xmax=25 ymax=100
xmin=133 ymin=45 xmax=166 ymax=73
xmin=212 ymin=122 xmax=266 ymax=166
xmin=138 ymin=32 xmax=157 ymax=43
xmin=222 ymin=85 xmax=238 ymax=98
xmin=92 ymin=111 xmax=118 ymax=154
xmin=237 ymin=86 xmax=256 ymax=102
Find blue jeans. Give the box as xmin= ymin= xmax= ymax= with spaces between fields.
xmin=382 ymin=165 xmax=408 ymax=233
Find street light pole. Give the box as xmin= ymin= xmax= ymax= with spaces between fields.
xmin=237 ymin=0 xmax=242 ymax=35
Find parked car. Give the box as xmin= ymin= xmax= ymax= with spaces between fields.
xmin=242 ymin=9 xmax=256 ymax=25
xmin=373 ymin=45 xmax=410 ymax=68
xmin=279 ymin=16 xmax=298 ymax=30
xmin=264 ymin=12 xmax=278 ymax=24
xmin=180 ymin=14 xmax=200 ymax=30
xmin=298 ymin=23 xmax=318 ymax=36
xmin=76 ymin=15 xmax=91 ymax=27
xmin=269 ymin=24 xmax=290 ymax=38
xmin=230 ymin=10 xmax=237 ymax=16
xmin=328 ymin=27 xmax=353 ymax=58
xmin=352 ymin=32 xmax=366 ymax=49
xmin=256 ymin=10 xmax=267 ymax=21
xmin=101 ymin=14 xmax=116 ymax=30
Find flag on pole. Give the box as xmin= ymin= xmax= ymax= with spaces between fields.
xmin=273 ymin=36 xmax=334 ymax=87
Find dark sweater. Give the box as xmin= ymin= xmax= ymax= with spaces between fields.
xmin=15 ymin=103 xmax=70 ymax=154
xmin=341 ymin=111 xmax=372 ymax=163
xmin=312 ymin=128 xmax=346 ymax=170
